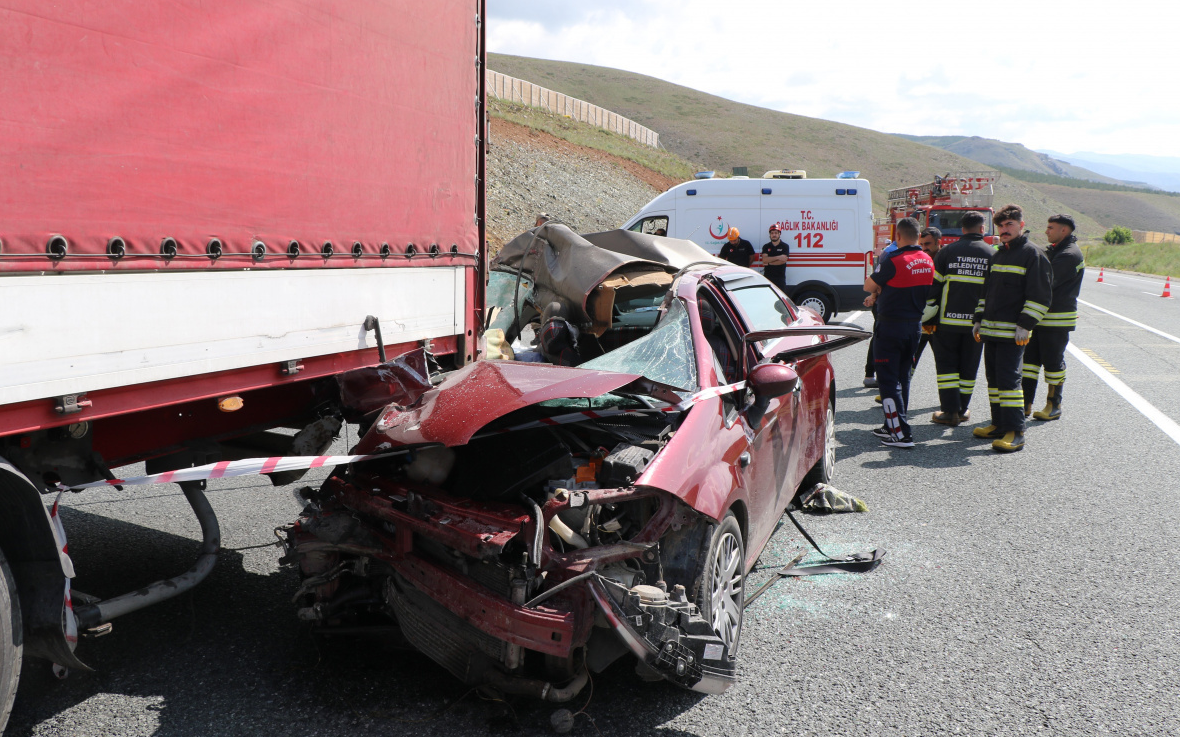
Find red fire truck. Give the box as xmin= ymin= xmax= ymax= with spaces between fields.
xmin=873 ymin=171 xmax=1001 ymax=249
xmin=0 ymin=2 xmax=486 ymax=727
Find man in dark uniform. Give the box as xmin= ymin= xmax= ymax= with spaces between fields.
xmin=1022 ymin=214 xmax=1085 ymax=421
xmin=923 ymin=212 xmax=993 ymax=425
xmin=910 ymin=226 xmax=942 ymax=374
xmin=862 ymin=217 xmax=934 ymax=447
xmin=972 ymin=204 xmax=1052 ymax=452
xmin=719 ymin=227 xmax=754 ymax=267
xmin=761 ymin=225 xmax=789 ymax=292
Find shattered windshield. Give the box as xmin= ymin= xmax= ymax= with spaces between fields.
xmin=580 ymin=298 xmax=697 ymax=392
xmin=486 ymin=270 xmax=533 ymax=332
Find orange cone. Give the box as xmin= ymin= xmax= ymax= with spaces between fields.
xmin=1097 ymin=269 xmax=1104 ymax=283
xmin=1163 ymin=277 xmax=1172 ymax=298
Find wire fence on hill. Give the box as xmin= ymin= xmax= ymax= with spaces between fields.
xmin=486 ymin=70 xmax=659 ymax=148
xmin=1133 ymin=230 xmax=1180 ymax=243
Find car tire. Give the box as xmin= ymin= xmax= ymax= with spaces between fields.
xmin=801 ymin=399 xmax=836 ymax=488
xmin=1 ymin=548 xmax=22 ymax=735
xmin=794 ymin=291 xmax=834 ymax=323
xmin=695 ymin=513 xmax=744 ymax=658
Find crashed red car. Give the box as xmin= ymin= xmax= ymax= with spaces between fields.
xmin=283 ymin=227 xmax=868 ymax=700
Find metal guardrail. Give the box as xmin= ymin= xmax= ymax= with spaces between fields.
xmin=486 ymin=70 xmax=659 ymax=148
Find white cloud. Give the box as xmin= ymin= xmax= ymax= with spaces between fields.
xmin=488 ymin=0 xmax=1180 ymax=157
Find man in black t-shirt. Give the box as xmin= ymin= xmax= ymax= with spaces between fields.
xmin=719 ymin=227 xmax=755 ymax=267
xmin=761 ymin=226 xmax=789 ymax=291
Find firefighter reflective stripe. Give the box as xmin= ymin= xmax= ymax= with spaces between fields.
xmin=948 ymin=274 xmax=985 ymax=284
xmin=1021 ymin=300 xmax=1049 ymax=321
xmin=988 ymin=387 xmax=999 ymax=402
xmin=960 ymin=377 xmax=976 ymax=394
xmin=937 ymin=372 xmax=959 ymax=389
xmin=991 ymin=264 xmax=1028 ymax=275
xmin=932 ymin=271 xmax=946 ymax=283
xmin=1022 ymin=363 xmax=1041 ymax=380
xmin=1041 ymin=310 xmax=1078 ymax=328
xmin=942 ymin=316 xmax=975 ymax=327
xmin=1044 ymin=368 xmax=1066 ymax=385
xmin=975 ymin=298 xmax=986 ymax=312
xmin=999 ymin=389 xmax=1025 ymax=408
xmin=980 ymin=320 xmax=1018 ymax=338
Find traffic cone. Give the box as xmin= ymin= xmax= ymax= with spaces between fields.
xmin=1097 ymin=269 xmax=1104 ymax=283
xmin=1163 ymin=277 xmax=1172 ymax=298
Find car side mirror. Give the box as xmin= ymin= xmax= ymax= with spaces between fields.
xmin=747 ymin=362 xmax=799 ymax=399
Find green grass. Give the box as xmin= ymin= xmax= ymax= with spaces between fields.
xmin=1083 ymin=242 xmax=1180 ymax=278
xmin=488 ymin=98 xmax=697 ymax=182
xmin=489 ymin=54 xmax=1109 ymax=240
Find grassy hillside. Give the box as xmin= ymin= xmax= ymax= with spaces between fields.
xmin=489 ymin=54 xmax=1106 ymax=240
xmin=489 ymin=99 xmax=697 ymax=182
xmin=897 ymin=135 xmax=1127 ymax=185
xmin=1033 ymin=185 xmax=1180 ymax=235
xmin=1083 ymin=242 xmax=1180 ymax=278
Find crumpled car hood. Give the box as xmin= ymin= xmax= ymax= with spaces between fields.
xmin=356 ymin=360 xmax=653 ymax=451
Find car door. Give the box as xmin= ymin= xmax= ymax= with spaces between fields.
xmin=707 ymin=273 xmax=803 ymax=552
xmin=713 ymin=272 xmax=869 ymax=553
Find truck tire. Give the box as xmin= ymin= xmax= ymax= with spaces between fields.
xmin=795 ymin=291 xmax=834 ymax=323
xmin=1 ymin=548 xmax=22 ymax=734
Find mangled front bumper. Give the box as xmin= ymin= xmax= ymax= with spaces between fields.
xmin=287 ymin=474 xmax=735 ymax=698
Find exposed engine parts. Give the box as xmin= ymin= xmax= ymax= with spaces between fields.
xmin=281 ymin=399 xmax=729 ymax=702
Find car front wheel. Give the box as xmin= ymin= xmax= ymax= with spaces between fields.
xmin=696 ymin=513 xmax=745 ymax=658
xmin=1 ymin=547 xmax=22 ymax=734
xmin=801 ymin=400 xmax=836 ymax=488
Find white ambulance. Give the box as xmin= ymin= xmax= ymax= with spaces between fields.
xmin=622 ymin=177 xmax=874 ymax=321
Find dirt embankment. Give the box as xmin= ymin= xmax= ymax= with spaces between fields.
xmin=486 ymin=117 xmax=677 ymax=251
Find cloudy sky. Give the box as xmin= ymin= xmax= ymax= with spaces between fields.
xmin=487 ymin=0 xmax=1179 ymax=158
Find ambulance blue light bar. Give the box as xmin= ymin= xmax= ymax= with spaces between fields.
xmin=837 ymin=171 xmax=860 ymax=179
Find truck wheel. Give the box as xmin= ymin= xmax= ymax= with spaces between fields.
xmin=695 ymin=513 xmax=744 ymax=658
xmin=801 ymin=399 xmax=836 ymax=488
xmin=795 ymin=291 xmax=833 ymax=323
xmin=1 ymin=548 xmax=22 ymax=734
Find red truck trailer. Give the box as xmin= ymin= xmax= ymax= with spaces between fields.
xmin=873 ymin=171 xmax=1001 ymax=248
xmin=0 ymin=2 xmax=487 ymax=727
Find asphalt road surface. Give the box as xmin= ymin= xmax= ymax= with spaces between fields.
xmin=7 ymin=268 xmax=1179 ymax=736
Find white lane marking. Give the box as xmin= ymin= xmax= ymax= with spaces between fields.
xmin=843 ymin=310 xmax=865 ymax=324
xmin=1067 ymin=343 xmax=1180 ymax=447
xmin=1077 ymin=299 xmax=1180 ymax=344
xmin=1092 ymin=272 xmax=1167 ymax=286
xmin=1143 ymin=292 xmax=1174 ymax=298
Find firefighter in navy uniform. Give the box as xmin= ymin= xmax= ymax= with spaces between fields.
xmin=971 ymin=204 xmax=1052 ymax=452
xmin=922 ymin=212 xmax=994 ymax=425
xmin=1022 ymin=214 xmax=1085 ymax=420
xmin=863 ymin=217 xmax=934 ymax=447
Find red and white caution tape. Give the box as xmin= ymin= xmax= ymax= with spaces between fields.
xmin=478 ymin=380 xmax=748 ymax=437
xmin=679 ymin=381 xmax=746 ymax=409
xmin=48 ymin=491 xmax=79 ymax=663
xmin=57 ymin=383 xmax=749 ymax=492
xmin=59 ymin=451 xmax=406 ymax=492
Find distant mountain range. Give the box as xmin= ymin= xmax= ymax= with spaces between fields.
xmin=895 ymin=135 xmax=1134 ymax=187
xmin=1037 ymin=151 xmax=1180 ymax=194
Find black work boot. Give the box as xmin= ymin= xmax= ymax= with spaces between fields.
xmin=1033 ymin=383 xmax=1063 ymax=421
xmin=1021 ymin=377 xmax=1038 ymax=417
